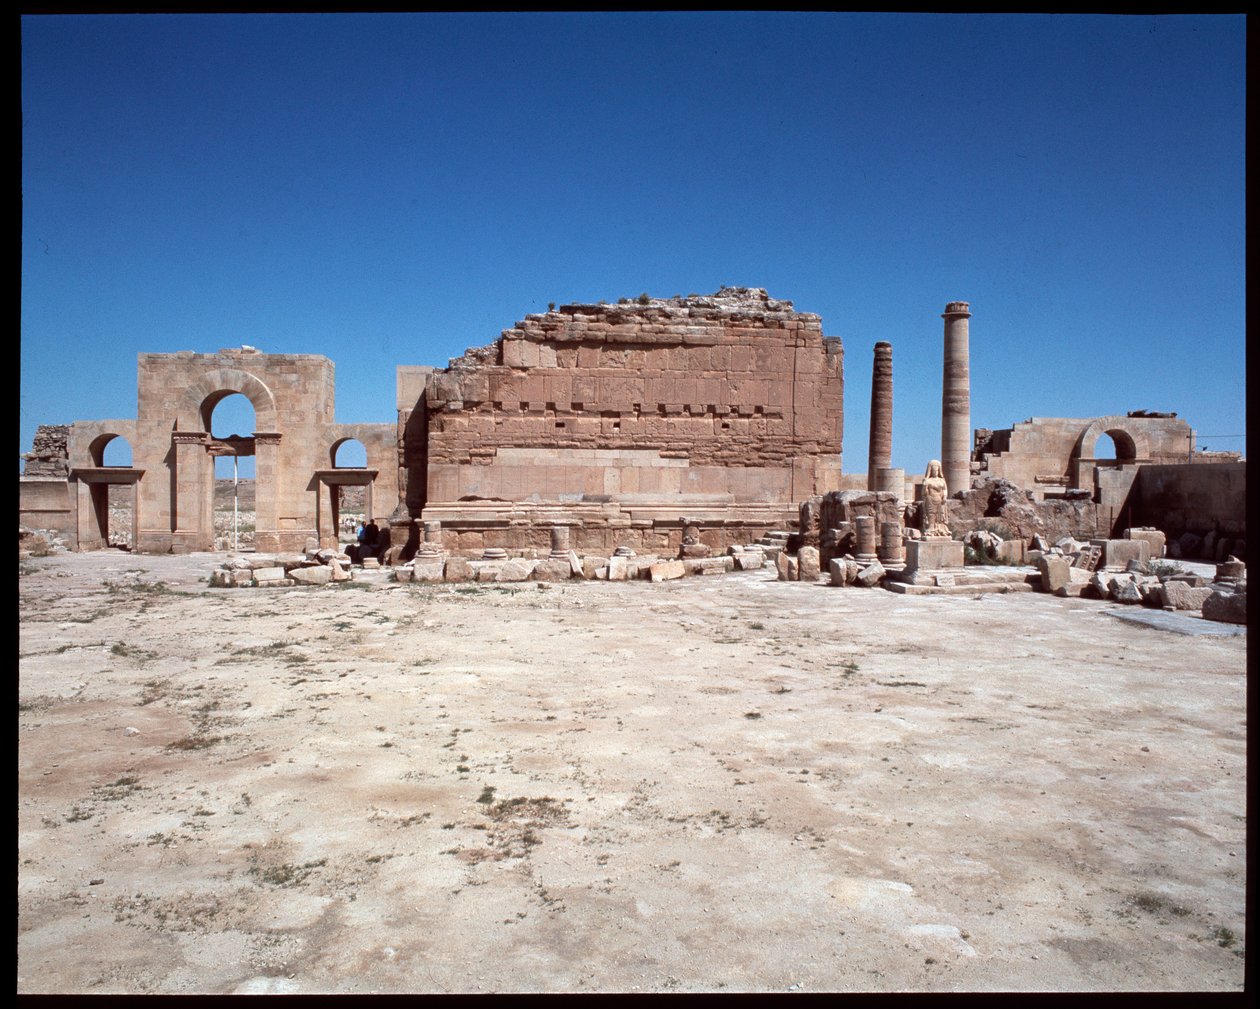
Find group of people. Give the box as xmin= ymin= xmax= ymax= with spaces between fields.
xmin=346 ymin=517 xmax=388 ymax=564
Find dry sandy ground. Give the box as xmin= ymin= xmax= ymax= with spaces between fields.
xmin=17 ymin=550 xmax=1247 ymax=993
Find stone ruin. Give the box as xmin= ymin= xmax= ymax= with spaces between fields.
xmin=397 ymin=287 xmax=844 ymax=556
xmin=21 ymin=288 xmax=1245 ymax=625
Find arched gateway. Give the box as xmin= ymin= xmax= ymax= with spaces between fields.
xmin=56 ymin=348 xmax=397 ymax=554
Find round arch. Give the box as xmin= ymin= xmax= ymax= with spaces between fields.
xmin=330 ymin=437 xmax=369 ymax=468
xmin=180 ymin=368 xmax=278 ymax=433
xmin=1073 ymin=416 xmax=1149 ymax=462
xmin=88 ymin=432 xmax=133 ymax=467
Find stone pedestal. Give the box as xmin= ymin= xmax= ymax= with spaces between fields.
xmin=417 ymin=520 xmax=444 ymax=559
xmin=902 ymin=538 xmax=965 ymax=576
xmin=550 ymin=525 xmax=571 ymax=559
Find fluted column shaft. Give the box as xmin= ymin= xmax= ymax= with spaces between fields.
xmin=867 ymin=341 xmax=893 ymax=491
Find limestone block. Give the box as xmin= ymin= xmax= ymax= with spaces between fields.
xmin=775 ymin=551 xmax=791 ymax=581
xmin=568 ymin=550 xmax=584 ymax=578
xmin=1068 ymin=566 xmax=1091 ymax=585
xmin=412 ymin=559 xmax=445 ymax=582
xmin=227 ymin=556 xmax=253 ymax=571
xmin=734 ymin=551 xmax=764 ymax=571
xmin=1215 ymin=558 xmax=1245 ymax=583
xmin=362 ymin=558 xmax=381 ymax=570
xmin=289 ymin=565 xmax=333 ymax=586
xmin=1099 ymin=539 xmax=1149 ymax=571
xmin=330 ymin=563 xmax=351 ymax=582
xmin=475 ymin=563 xmax=504 ymax=583
xmin=252 ymin=566 xmax=286 ymax=584
xmin=1053 ymin=583 xmax=1085 ymax=598
xmin=649 ymin=560 xmax=686 ymax=582
xmin=1202 ymin=588 xmax=1246 ymax=625
xmin=532 ymin=558 xmax=573 ymax=582
xmin=1160 ymin=581 xmax=1213 ymax=611
xmin=1126 ymin=558 xmax=1151 ymax=576
xmin=828 ymin=558 xmax=847 ymax=586
xmin=496 ymin=558 xmax=537 ymax=582
xmin=607 ymin=556 xmax=629 ymax=581
xmin=1123 ymin=527 xmax=1166 ymax=558
xmin=1037 ymin=554 xmax=1070 ymax=594
xmin=392 ymin=566 xmax=413 ymax=583
xmin=844 ymin=559 xmax=860 ymax=585
xmin=855 ymin=561 xmax=886 ymax=588
xmin=231 ymin=569 xmax=254 ymax=586
xmin=304 ymin=537 xmax=320 ymax=554
xmin=443 ymin=557 xmax=474 ymax=583
xmin=1111 ymin=576 xmax=1143 ymax=605
xmin=798 ymin=546 xmax=821 ymax=581
xmin=904 ymin=538 xmax=965 ymax=574
xmin=582 ymin=556 xmax=603 ymax=580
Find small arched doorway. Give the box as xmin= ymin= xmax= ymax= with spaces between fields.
xmin=81 ymin=433 xmax=140 ymax=549
xmin=206 ymin=394 xmax=258 ymax=551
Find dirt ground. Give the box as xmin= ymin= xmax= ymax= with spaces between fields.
xmin=17 ymin=550 xmax=1247 ymax=993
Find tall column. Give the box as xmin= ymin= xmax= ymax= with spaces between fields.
xmin=941 ymin=301 xmax=972 ymax=497
xmin=867 ymin=341 xmax=893 ymax=491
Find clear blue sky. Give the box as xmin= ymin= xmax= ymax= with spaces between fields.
xmin=21 ymin=13 xmax=1246 ymax=480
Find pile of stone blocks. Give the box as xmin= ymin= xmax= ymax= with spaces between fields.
xmin=1201 ymin=557 xmax=1247 ymax=625
xmin=391 ymin=546 xmax=760 ymax=585
xmin=208 ymin=542 xmax=354 ymax=588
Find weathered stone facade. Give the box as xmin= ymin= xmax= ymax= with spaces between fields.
xmin=399 ymin=288 xmax=844 ymax=555
xmin=972 ymin=412 xmax=1201 ymax=501
xmin=24 ymin=349 xmax=397 ymax=553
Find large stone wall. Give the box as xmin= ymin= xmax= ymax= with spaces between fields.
xmin=1128 ymin=462 xmax=1247 ymax=540
xmin=405 ymin=288 xmax=844 ymax=554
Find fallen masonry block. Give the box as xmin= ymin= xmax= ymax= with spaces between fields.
xmin=288 ymin=565 xmax=332 ymax=586
xmin=649 ymin=560 xmax=686 ymax=582
xmin=444 ymin=556 xmax=474 ymax=582
xmin=496 ymin=558 xmax=537 ymax=582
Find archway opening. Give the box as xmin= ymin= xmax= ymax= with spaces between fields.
xmin=208 ymin=393 xmax=257 ymax=550
xmin=1093 ymin=429 xmax=1137 ymax=465
xmin=89 ymin=434 xmax=136 ymax=549
xmin=332 ymin=439 xmax=369 ymax=547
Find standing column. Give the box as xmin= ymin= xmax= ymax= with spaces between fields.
xmin=854 ymin=514 xmax=878 ymax=565
xmin=867 ymin=341 xmax=893 ymax=491
xmin=941 ymin=301 xmax=972 ymax=497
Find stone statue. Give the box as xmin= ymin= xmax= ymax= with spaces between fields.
xmin=921 ymin=459 xmax=951 ymax=538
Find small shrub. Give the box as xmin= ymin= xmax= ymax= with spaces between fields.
xmin=637 ymin=292 xmax=650 ymax=305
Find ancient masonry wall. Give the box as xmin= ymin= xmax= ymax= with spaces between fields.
xmin=405 ymin=288 xmax=844 ymax=554
xmin=972 ymin=413 xmax=1202 ymax=501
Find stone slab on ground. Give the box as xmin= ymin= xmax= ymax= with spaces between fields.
xmin=1107 ymin=609 xmax=1246 ymax=637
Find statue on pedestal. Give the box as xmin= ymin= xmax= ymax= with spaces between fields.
xmin=921 ymin=460 xmax=951 ymax=539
